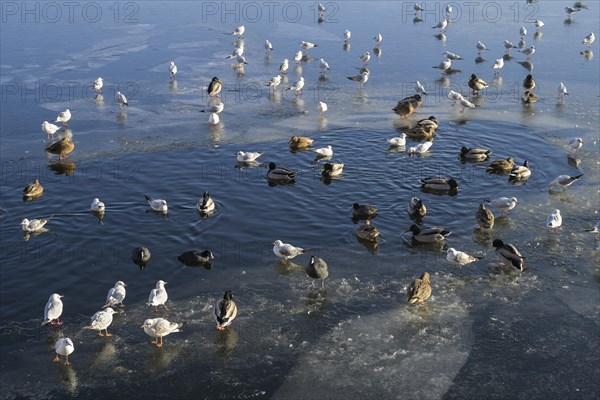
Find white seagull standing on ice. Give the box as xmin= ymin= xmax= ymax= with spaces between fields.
xmin=546 ymin=209 xmax=562 ymax=231
xmin=272 ymin=240 xmax=307 ymax=263
xmin=169 ymin=61 xmax=177 ymax=80
xmin=92 ymin=77 xmax=103 ymax=93
xmin=503 ymin=40 xmax=517 ymax=52
xmin=208 ymin=113 xmax=220 ymax=125
xmin=446 ymin=248 xmax=480 ymax=265
xmin=231 ymin=25 xmax=245 ymax=37
xmin=476 ymin=41 xmax=489 ymax=54
xmin=41 ymin=121 xmax=60 ymax=139
xmin=557 ymin=82 xmax=569 ymax=100
xmin=520 ymin=45 xmax=536 ymax=58
xmin=42 ymin=293 xmax=63 ymax=325
xmin=347 ymin=71 xmax=369 ymax=87
xmin=54 ymin=338 xmax=74 ymax=366
xmin=201 ymin=102 xmax=224 ymax=114
xmin=266 ymin=75 xmax=282 ymax=90
xmin=115 ymin=91 xmax=128 ymax=109
xmin=359 ymin=51 xmax=371 ymax=65
xmin=415 ymin=80 xmax=427 ymax=95
xmin=264 ymin=39 xmax=273 ymax=54
xmin=438 ymin=58 xmax=452 ymax=74
xmin=280 ymin=59 xmax=289 ymax=74
xmin=147 ymin=280 xmax=169 ymax=311
xmin=582 ymin=32 xmax=595 ymax=48
xmin=443 ymin=50 xmax=463 ymax=60
xmin=318 ymin=101 xmax=328 ymax=116
xmin=286 ymin=77 xmax=304 ymax=96
xmin=520 ymin=26 xmax=527 ymax=37
xmin=492 ymin=58 xmax=504 ymax=75
xmin=53 ymin=109 xmax=71 ymax=127
xmin=344 ymin=30 xmax=351 ymax=44
xmin=103 ymin=281 xmax=127 ymax=308
xmin=568 ymin=137 xmax=583 ymax=153
xmin=432 ymin=18 xmax=448 ymax=32
xmin=319 ymin=58 xmax=330 ymax=74
xmin=534 ymin=20 xmax=544 ymax=30
xmin=293 ymin=51 xmax=303 ymax=64
xmin=374 ymin=33 xmax=383 ymax=46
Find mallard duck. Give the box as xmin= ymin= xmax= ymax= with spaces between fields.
xmin=486 ymin=157 xmax=514 ymax=174
xmin=177 ymin=250 xmax=214 ymax=266
xmin=267 ymin=162 xmax=296 ymax=181
xmin=208 ymin=77 xmax=222 ymax=96
xmin=289 ymin=136 xmax=313 ymax=149
xmin=484 ymin=197 xmax=518 ymax=215
xmin=492 ymin=239 xmax=525 ymax=271
xmin=407 ymin=197 xmax=427 ymax=218
xmin=468 ymin=74 xmax=488 ymax=94
xmin=273 ymin=240 xmax=307 ymax=263
xmin=42 ymin=293 xmax=63 ymax=325
xmin=460 ymin=147 xmax=491 ymax=161
xmin=546 ymin=209 xmax=562 ymax=231
xmin=321 ymin=162 xmax=344 ymax=177
xmin=509 ymin=160 xmax=531 ymax=180
xmin=446 ymin=248 xmax=480 ymax=265
xmin=416 ymin=116 xmax=439 ymax=130
xmin=144 ymin=195 xmax=167 ymax=213
xmin=23 ymin=179 xmax=43 ymax=198
xmin=355 ymin=220 xmax=380 ymax=241
xmin=102 ymin=281 xmax=127 ymax=309
xmin=53 ymin=338 xmax=74 ymax=366
xmin=522 ymin=90 xmax=538 ymax=104
xmin=21 ymin=218 xmax=49 ymax=233
xmin=352 ymin=203 xmax=377 ymax=219
xmin=214 ymin=291 xmax=238 ymax=330
xmin=393 ymin=94 xmax=422 ymax=119
xmin=197 ymin=191 xmax=215 ymax=213
xmin=548 ymin=174 xmax=583 ymax=192
xmin=84 ymin=308 xmax=115 ymax=337
xmin=420 ymin=176 xmax=459 ymax=192
xmin=306 ymin=256 xmax=329 ymax=288
xmin=407 ymin=272 xmax=432 ymax=304
xmin=476 ymin=203 xmax=495 ymax=229
xmin=131 ymin=247 xmax=151 ymax=270
xmin=45 ymin=138 xmax=74 ymax=160
xmin=141 ymin=318 xmax=182 ymax=347
xmin=404 ymin=124 xmax=436 ymax=140
xmin=523 ymin=74 xmax=535 ymax=91
xmin=408 ymin=224 xmax=451 ymax=243
xmin=147 ymin=280 xmax=168 ymax=312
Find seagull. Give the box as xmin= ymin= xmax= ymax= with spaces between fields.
xmin=214 ymin=291 xmax=238 ymax=330
xmin=318 ymin=3 xmax=326 ymax=14
xmin=414 ymin=80 xmax=427 ymax=95
xmin=503 ymin=40 xmax=517 ymax=52
xmin=147 ymin=280 xmax=168 ymax=312
xmin=21 ymin=217 xmax=49 ymax=233
xmin=319 ymin=58 xmax=330 ymax=74
xmin=142 ymin=318 xmax=182 ymax=347
xmin=273 ymin=240 xmax=307 ymax=263
xmin=92 ymin=77 xmax=103 ymax=93
xmin=53 ymin=109 xmax=71 ymax=127
xmin=91 ymin=198 xmax=105 ymax=212
xmin=476 ymin=41 xmax=489 ymax=54
xmin=445 ymin=4 xmax=452 ymax=17
xmin=53 ymin=338 xmax=74 ymax=366
xmin=169 ymin=61 xmax=177 ymax=80
xmin=493 ymin=239 xmax=525 ymax=271
xmin=207 ymin=77 xmax=222 ymax=96
xmin=41 ymin=121 xmax=60 ymax=139
xmin=264 ymin=39 xmax=273 ymax=54
xmin=225 ymin=45 xmax=244 ymax=59
xmin=102 ymin=281 xmax=127 ymax=308
xmin=286 ymin=77 xmax=304 ymax=96
xmin=314 ymin=145 xmax=333 ymax=157
xmin=484 ymin=197 xmax=518 ymax=215
xmin=492 ymin=58 xmax=504 ymax=74
xmin=208 ymin=112 xmax=220 ymax=125
xmin=231 ymin=25 xmax=245 ymax=37
xmin=236 ymin=151 xmax=263 ymax=162
xmin=447 ymin=90 xmax=464 ymax=105
xmin=200 ymin=102 xmax=224 ymax=114
xmin=387 ymin=133 xmax=407 ymax=147
xmin=546 ymin=209 xmax=562 ymax=231
xmin=458 ymin=97 xmax=476 ymax=113
xmin=299 ymin=41 xmax=318 ymax=54
xmin=438 ymin=58 xmax=452 ymax=74
xmin=359 ymin=51 xmax=371 ymax=65
xmin=344 ymin=29 xmax=351 ymax=44
xmin=520 ymin=45 xmax=536 ymax=58
xmin=535 ymin=20 xmax=544 ymax=30
xmin=414 ymin=3 xmax=423 ymax=15
xmin=408 ymin=141 xmax=433 ymax=155
xmin=347 ymin=71 xmax=369 ymax=87
xmin=432 ymin=18 xmax=448 ymax=32
xmin=374 ymin=33 xmax=383 ymax=46
xmin=549 ymin=174 xmax=584 ymax=192
xmin=446 ymin=248 xmax=480 ymax=266
xmin=557 ymin=82 xmax=569 ymax=100
xmin=565 ymin=6 xmax=580 ymax=16
xmin=115 ymin=91 xmax=128 ymax=109
xmin=42 ymin=293 xmax=63 ymax=325
xmin=84 ymin=308 xmax=116 ymax=336
xmin=568 ymin=137 xmax=583 ymax=153
xmin=318 ymin=101 xmax=328 ymax=116
xmin=306 ymin=256 xmax=329 ymax=288
xmin=443 ymin=50 xmax=463 ymax=60
xmin=279 ymin=59 xmax=289 ymax=74
xmin=582 ymin=32 xmax=595 ymax=48
xmin=144 ymin=195 xmax=167 ymax=213
xmin=520 ymin=26 xmax=527 ymax=37
xmin=294 ymin=50 xmax=303 ymax=64
xmin=235 ymin=54 xmax=248 ymax=65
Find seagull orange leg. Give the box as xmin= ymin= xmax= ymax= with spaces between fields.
xmin=65 ymin=355 xmax=70 ymax=366
xmin=105 ymin=329 xmax=112 ymax=337
xmin=53 ymin=354 xmax=60 ymax=363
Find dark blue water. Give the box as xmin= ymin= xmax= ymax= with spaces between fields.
xmin=1 ymin=1 xmax=599 ymax=398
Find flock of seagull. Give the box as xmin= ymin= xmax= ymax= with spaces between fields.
xmin=18 ymin=2 xmax=599 ymax=366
